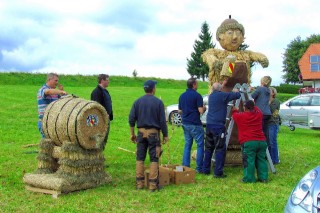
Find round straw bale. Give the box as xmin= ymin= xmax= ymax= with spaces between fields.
xmin=42 ymin=95 xmax=109 ymax=149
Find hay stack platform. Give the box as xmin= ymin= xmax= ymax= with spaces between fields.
xmin=23 ymin=95 xmax=112 ymax=197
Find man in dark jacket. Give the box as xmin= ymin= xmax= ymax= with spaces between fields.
xmin=129 ymin=80 xmax=168 ymax=192
xmin=203 ymin=82 xmax=240 ymax=178
xmin=91 ymin=74 xmax=113 ymax=151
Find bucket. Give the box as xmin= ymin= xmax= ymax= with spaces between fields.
xmin=42 ymin=95 xmax=109 ymax=149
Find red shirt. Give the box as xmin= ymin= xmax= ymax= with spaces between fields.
xmin=232 ymin=106 xmax=266 ymax=145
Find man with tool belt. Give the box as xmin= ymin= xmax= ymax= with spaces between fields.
xmin=129 ymin=80 xmax=168 ymax=192
xmin=203 ymin=82 xmax=240 ymax=177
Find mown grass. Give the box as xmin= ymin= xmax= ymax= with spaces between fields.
xmin=0 ymin=74 xmax=318 ymax=212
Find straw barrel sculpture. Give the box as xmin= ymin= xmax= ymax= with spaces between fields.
xmin=23 ymin=95 xmax=112 ymax=197
xmin=42 ymin=95 xmax=108 ymax=149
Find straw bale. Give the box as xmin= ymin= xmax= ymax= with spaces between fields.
xmin=60 ymin=142 xmax=104 ymax=161
xmin=37 ymin=160 xmax=54 ymax=169
xmin=23 ymin=173 xmax=67 ymax=191
xmin=60 ymin=152 xmax=104 ymax=161
xmin=52 ymin=146 xmax=61 ymax=159
xmin=227 ymin=144 xmax=241 ymax=150
xmin=37 ymin=158 xmax=58 ymax=174
xmin=38 ymin=138 xmax=54 ymax=152
xmin=42 ymin=96 xmax=109 ymax=150
xmin=23 ymin=171 xmax=112 ymax=192
xmin=37 ymin=152 xmax=54 ymax=162
xmin=225 ymin=150 xmax=242 ymax=165
xmin=58 ymin=158 xmax=104 ymax=168
xmin=57 ymin=164 xmax=104 ymax=175
xmin=56 ymin=171 xmax=112 ymax=185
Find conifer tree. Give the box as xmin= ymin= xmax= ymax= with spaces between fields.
xmin=187 ymin=22 xmax=215 ymax=81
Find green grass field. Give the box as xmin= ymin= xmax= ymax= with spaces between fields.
xmin=0 ymin=74 xmax=319 ymax=212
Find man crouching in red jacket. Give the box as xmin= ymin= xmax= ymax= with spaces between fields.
xmin=232 ymin=100 xmax=268 ymax=183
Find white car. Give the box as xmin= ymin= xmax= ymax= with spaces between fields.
xmin=279 ymin=93 xmax=320 ymax=130
xmin=165 ymin=95 xmax=208 ymax=126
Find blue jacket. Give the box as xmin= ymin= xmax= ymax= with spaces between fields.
xmin=206 ymin=91 xmax=240 ymax=126
xmin=251 ymin=86 xmax=271 ymax=116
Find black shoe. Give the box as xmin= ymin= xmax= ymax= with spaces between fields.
xmin=214 ymin=174 xmax=227 ymax=178
xmin=258 ymin=179 xmax=268 ymax=183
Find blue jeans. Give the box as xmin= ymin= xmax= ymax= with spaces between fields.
xmin=268 ymin=124 xmax=280 ymax=164
xmin=182 ymin=124 xmax=204 ymax=172
xmin=38 ymin=120 xmax=45 ymax=138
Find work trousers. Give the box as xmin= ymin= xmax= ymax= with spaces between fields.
xmin=241 ymin=141 xmax=268 ymax=183
xmin=136 ymin=131 xmax=161 ymax=162
xmin=203 ymin=126 xmax=226 ymax=176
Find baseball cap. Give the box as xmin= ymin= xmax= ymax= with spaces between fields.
xmin=143 ymin=80 xmax=157 ymax=89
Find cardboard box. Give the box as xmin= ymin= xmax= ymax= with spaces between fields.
xmin=144 ymin=166 xmax=170 ymax=187
xmin=161 ymin=165 xmax=196 ymax=185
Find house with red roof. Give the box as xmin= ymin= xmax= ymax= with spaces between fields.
xmin=298 ymin=43 xmax=320 ymax=93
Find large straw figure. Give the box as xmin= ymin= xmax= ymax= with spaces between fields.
xmin=202 ymin=16 xmax=269 ymax=164
xmin=202 ymin=15 xmax=269 ymax=92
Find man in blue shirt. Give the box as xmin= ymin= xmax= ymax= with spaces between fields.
xmin=178 ymin=78 xmax=206 ymax=173
xmin=203 ymin=82 xmax=240 ymax=178
xmin=37 ymin=73 xmax=67 ymax=137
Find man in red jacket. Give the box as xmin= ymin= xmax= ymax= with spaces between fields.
xmin=232 ymin=100 xmax=268 ymax=183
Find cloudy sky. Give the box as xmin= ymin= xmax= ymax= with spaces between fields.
xmin=1 ymin=0 xmax=319 ymax=86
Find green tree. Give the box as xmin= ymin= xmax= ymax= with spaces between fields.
xmin=282 ymin=34 xmax=320 ymax=84
xmin=187 ymin=22 xmax=215 ymax=81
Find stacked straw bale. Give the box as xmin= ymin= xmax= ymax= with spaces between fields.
xmin=23 ymin=95 xmax=112 ymax=194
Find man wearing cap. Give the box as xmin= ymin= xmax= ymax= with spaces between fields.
xmin=129 ymin=80 xmax=168 ymax=192
xmin=91 ymin=74 xmax=113 ymax=151
xmin=203 ymin=82 xmax=240 ymax=178
xmin=178 ymin=78 xmax=206 ymax=173
xmin=232 ymin=100 xmax=268 ymax=183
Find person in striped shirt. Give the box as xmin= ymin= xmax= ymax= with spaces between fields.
xmin=37 ymin=73 xmax=67 ymax=137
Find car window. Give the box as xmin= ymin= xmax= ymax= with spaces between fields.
xmin=290 ymin=96 xmax=310 ymax=106
xmin=310 ymin=96 xmax=320 ymax=106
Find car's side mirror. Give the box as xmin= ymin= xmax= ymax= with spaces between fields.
xmin=286 ymin=102 xmax=291 ymax=107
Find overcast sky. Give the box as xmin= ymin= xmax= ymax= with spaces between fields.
xmin=1 ymin=0 xmax=319 ymax=86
